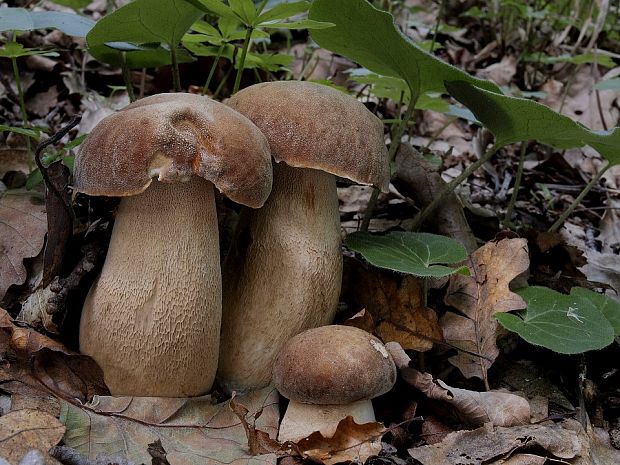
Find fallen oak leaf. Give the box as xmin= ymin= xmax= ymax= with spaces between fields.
xmin=0 ymin=409 xmax=65 ymax=463
xmin=386 ymin=342 xmax=530 ymax=427
xmin=441 ymin=238 xmax=529 ymax=387
xmin=230 ymin=393 xmax=285 ymax=456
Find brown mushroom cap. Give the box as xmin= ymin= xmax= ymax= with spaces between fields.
xmin=273 ymin=325 xmax=396 ymax=404
xmin=227 ymin=81 xmax=390 ymax=192
xmin=74 ymin=93 xmax=272 ymax=208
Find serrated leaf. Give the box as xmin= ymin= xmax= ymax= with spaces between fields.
xmin=0 ymin=8 xmax=94 ymax=36
xmin=346 ymin=231 xmax=468 ymax=278
xmin=444 ymin=80 xmax=620 ymax=165
xmin=257 ymin=1 xmax=309 ymax=23
xmin=496 ymin=286 xmax=615 ymax=354
xmin=308 ymin=0 xmax=501 ymax=99
xmin=86 ymin=0 xmax=202 ymax=59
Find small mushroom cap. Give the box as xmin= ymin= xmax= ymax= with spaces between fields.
xmin=273 ymin=325 xmax=397 ymax=404
xmin=74 ymin=93 xmax=272 ymax=208
xmin=227 ymin=81 xmax=390 ymax=192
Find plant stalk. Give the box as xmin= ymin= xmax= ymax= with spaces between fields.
xmin=233 ymin=27 xmax=254 ymax=94
xmin=360 ymin=99 xmax=417 ymax=231
xmin=504 ymin=141 xmax=528 ymax=226
xmin=11 ymin=53 xmax=32 ymax=166
xmin=120 ymin=52 xmax=136 ymax=102
xmin=409 ymin=144 xmax=500 ymax=231
xmin=170 ymin=45 xmax=181 ymax=92
xmin=548 ymin=161 xmax=611 ymax=232
xmin=202 ymin=44 xmax=225 ymax=95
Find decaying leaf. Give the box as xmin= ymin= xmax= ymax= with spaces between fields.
xmin=343 ymin=262 xmax=443 ymax=351
xmin=296 ymin=416 xmax=385 ymax=465
xmin=60 ymin=387 xmax=280 ymax=465
xmin=0 ymin=409 xmax=65 ymax=463
xmin=0 ymin=307 xmax=109 ymax=402
xmin=408 ymin=421 xmax=588 ymax=465
xmin=0 ymin=192 xmax=47 ymax=300
xmin=441 ymin=239 xmax=529 ymax=385
xmin=387 ymin=342 xmax=529 ymax=427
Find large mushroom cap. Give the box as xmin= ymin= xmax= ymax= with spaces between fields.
xmin=74 ymin=93 xmax=272 ymax=208
xmin=273 ymin=325 xmax=397 ymax=404
xmin=227 ymin=81 xmax=390 ymax=192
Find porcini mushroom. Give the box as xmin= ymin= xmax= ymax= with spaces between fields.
xmin=272 ymin=325 xmax=396 ymax=442
xmin=218 ymin=81 xmax=389 ymax=393
xmin=75 ymin=93 xmax=272 ymax=397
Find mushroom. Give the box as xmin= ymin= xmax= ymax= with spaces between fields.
xmin=218 ymin=81 xmax=389 ymax=393
xmin=272 ymin=325 xmax=396 ymax=442
xmin=75 ymin=93 xmax=272 ymax=397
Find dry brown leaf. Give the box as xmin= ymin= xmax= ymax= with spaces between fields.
xmin=342 ymin=309 xmax=376 ymax=334
xmin=475 ymin=55 xmax=517 ymax=87
xmin=489 ymin=454 xmax=546 ymax=465
xmin=0 ymin=193 xmax=47 ymax=300
xmin=408 ymin=421 xmax=587 ymax=465
xmin=344 ymin=264 xmax=443 ymax=351
xmin=60 ymin=387 xmax=279 ymax=465
xmin=387 ymin=342 xmax=530 ymax=427
xmin=0 ymin=409 xmax=65 ymax=463
xmin=296 ymin=416 xmax=385 ymax=465
xmin=420 ymin=416 xmax=453 ymax=445
xmin=441 ymin=239 xmax=529 ymax=384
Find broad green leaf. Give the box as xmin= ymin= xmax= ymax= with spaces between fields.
xmin=0 ymin=42 xmax=59 ymax=59
xmin=346 ymin=231 xmax=468 ymax=278
xmin=86 ymin=0 xmax=202 ymax=55
xmin=496 ymin=286 xmax=615 ymax=354
xmin=0 ymin=8 xmax=94 ymax=36
xmin=257 ymin=1 xmax=309 ymax=23
xmin=190 ymin=20 xmax=222 ymax=38
xmin=571 ymin=288 xmax=620 ymax=335
xmin=594 ymin=78 xmax=620 ymax=91
xmin=0 ymin=125 xmax=42 ymax=141
xmin=89 ymin=43 xmax=195 ymax=68
xmin=260 ymin=19 xmax=334 ymax=29
xmin=242 ymin=51 xmax=293 ymax=70
xmin=445 ymin=80 xmax=620 ymax=165
xmin=229 ymin=0 xmax=257 ymax=24
xmin=309 ymin=0 xmax=501 ymax=99
xmin=187 ymin=0 xmax=240 ymax=21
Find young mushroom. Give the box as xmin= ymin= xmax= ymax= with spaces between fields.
xmin=272 ymin=325 xmax=396 ymax=442
xmin=218 ymin=81 xmax=389 ymax=393
xmin=75 ymin=93 xmax=272 ymax=397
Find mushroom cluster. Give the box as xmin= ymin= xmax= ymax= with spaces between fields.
xmin=218 ymin=81 xmax=390 ymax=394
xmin=75 ymin=93 xmax=272 ymax=397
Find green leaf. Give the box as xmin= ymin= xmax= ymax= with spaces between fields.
xmin=188 ymin=0 xmax=241 ymax=21
xmin=594 ymin=78 xmax=620 ymax=91
xmin=0 ymin=42 xmax=59 ymax=59
xmin=0 ymin=125 xmax=42 ymax=141
xmin=190 ymin=20 xmax=222 ymax=38
xmin=0 ymin=8 xmax=95 ymax=36
xmin=308 ymin=0 xmax=501 ymax=99
xmin=64 ymin=134 xmax=87 ymax=150
xmin=496 ymin=286 xmax=615 ymax=354
xmin=86 ymin=0 xmax=202 ymax=54
xmin=256 ymin=1 xmax=309 ymax=23
xmin=229 ymin=0 xmax=257 ymax=25
xmin=89 ymin=43 xmax=195 ymax=68
xmin=346 ymin=231 xmax=468 ymax=278
xmin=571 ymin=288 xmax=620 ymax=335
xmin=260 ymin=19 xmax=334 ymax=29
xmin=445 ymin=79 xmax=620 ymax=165
xmin=25 ymin=169 xmax=43 ymax=190
xmin=523 ymin=52 xmax=616 ymax=68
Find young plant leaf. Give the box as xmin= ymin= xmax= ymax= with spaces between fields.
xmin=571 ymin=288 xmax=620 ymax=335
xmin=259 ymin=19 xmax=334 ymax=30
xmin=346 ymin=231 xmax=468 ymax=278
xmin=0 ymin=42 xmax=59 ymax=59
xmin=496 ymin=286 xmax=615 ymax=354
xmin=256 ymin=1 xmax=310 ymax=23
xmin=445 ymin=80 xmax=620 ymax=165
xmin=0 ymin=8 xmax=95 ymax=36
xmin=86 ymin=0 xmax=202 ymax=64
xmin=188 ymin=0 xmax=241 ymax=22
xmin=0 ymin=125 xmax=42 ymax=141
xmin=308 ymin=0 xmax=501 ymax=99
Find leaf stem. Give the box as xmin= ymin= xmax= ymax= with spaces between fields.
xmin=11 ymin=48 xmax=31 ymax=167
xmin=170 ymin=45 xmax=181 ymax=92
xmin=360 ymin=98 xmax=417 ymax=231
xmin=504 ymin=141 xmax=528 ymax=227
xmin=202 ymin=44 xmax=225 ymax=95
xmin=233 ymin=27 xmax=254 ymax=94
xmin=120 ymin=52 xmax=136 ymax=102
xmin=409 ymin=144 xmax=500 ymax=231
xmin=548 ymin=161 xmax=611 ymax=232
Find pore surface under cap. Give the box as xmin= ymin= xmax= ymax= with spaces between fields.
xmin=74 ymin=93 xmax=272 ymax=208
xmin=227 ymin=81 xmax=390 ymax=192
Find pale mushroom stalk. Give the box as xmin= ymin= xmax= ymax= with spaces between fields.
xmin=218 ymin=164 xmax=342 ymax=392
xmin=80 ymin=178 xmax=220 ymax=396
xmin=218 ymin=81 xmax=389 ymax=394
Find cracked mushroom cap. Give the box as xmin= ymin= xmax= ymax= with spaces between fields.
xmin=227 ymin=81 xmax=390 ymax=192
xmin=273 ymin=325 xmax=397 ymax=405
xmin=74 ymin=93 xmax=273 ymax=208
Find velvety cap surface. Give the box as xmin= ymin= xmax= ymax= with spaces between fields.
xmin=227 ymin=81 xmax=390 ymax=192
xmin=273 ymin=325 xmax=396 ymax=404
xmin=74 ymin=93 xmax=272 ymax=208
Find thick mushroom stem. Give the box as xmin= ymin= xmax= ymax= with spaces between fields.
xmin=218 ymin=163 xmax=342 ymax=393
xmin=278 ymin=400 xmax=376 ymax=442
xmin=79 ymin=177 xmax=221 ymax=397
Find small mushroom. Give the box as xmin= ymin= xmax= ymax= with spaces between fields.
xmin=272 ymin=325 xmax=396 ymax=442
xmin=75 ymin=93 xmax=272 ymax=397
xmin=218 ymin=81 xmax=389 ymax=393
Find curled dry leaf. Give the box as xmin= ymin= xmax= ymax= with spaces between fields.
xmin=386 ymin=342 xmax=530 ymax=427
xmin=441 ymin=239 xmax=529 ymax=385
xmin=0 ymin=409 xmax=65 ymax=463
xmin=0 ymin=192 xmax=47 ymax=300
xmin=408 ymin=421 xmax=587 ymax=465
